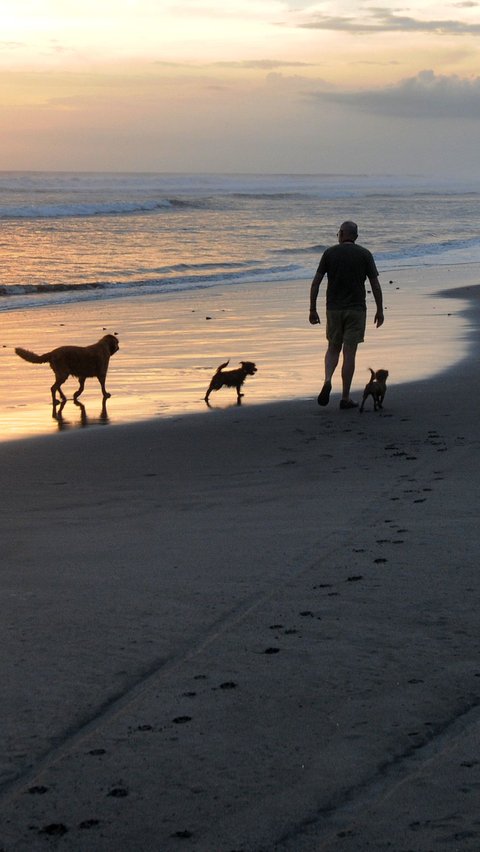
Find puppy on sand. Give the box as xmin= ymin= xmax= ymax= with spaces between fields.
xmin=15 ymin=334 xmax=119 ymax=404
xmin=205 ymin=360 xmax=257 ymax=403
xmin=359 ymin=368 xmax=389 ymax=412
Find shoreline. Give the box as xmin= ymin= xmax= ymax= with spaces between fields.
xmin=0 ymin=262 xmax=478 ymax=443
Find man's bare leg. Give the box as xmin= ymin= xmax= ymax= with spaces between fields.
xmin=325 ymin=342 xmax=341 ymax=382
xmin=341 ymin=343 xmax=358 ymax=402
xmin=317 ymin=342 xmax=341 ymax=406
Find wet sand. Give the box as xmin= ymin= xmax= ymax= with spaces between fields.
xmin=0 ymin=263 xmax=473 ymax=441
xmin=0 ymin=272 xmax=480 ymax=850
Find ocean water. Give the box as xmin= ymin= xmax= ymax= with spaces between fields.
xmin=1 ymin=171 xmax=480 ymax=314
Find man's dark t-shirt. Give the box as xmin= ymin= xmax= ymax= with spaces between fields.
xmin=316 ymin=243 xmax=379 ymax=311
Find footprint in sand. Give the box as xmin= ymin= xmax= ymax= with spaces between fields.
xmin=40 ymin=824 xmax=68 ymax=836
xmin=79 ymin=819 xmax=100 ymax=830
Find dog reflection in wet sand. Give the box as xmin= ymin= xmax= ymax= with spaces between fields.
xmin=205 ymin=360 xmax=257 ymax=405
xmin=52 ymin=398 xmax=110 ymax=431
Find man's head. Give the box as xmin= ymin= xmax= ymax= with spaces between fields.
xmin=338 ymin=221 xmax=358 ymax=243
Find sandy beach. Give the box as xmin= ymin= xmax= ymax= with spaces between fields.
xmin=0 ymin=263 xmax=472 ymax=442
xmin=1 ymin=266 xmax=480 ymax=850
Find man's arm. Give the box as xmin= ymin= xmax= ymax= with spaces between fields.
xmin=309 ymin=269 xmax=324 ymax=325
xmin=369 ymin=275 xmax=384 ymax=327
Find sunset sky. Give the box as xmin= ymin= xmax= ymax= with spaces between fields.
xmin=1 ymin=0 xmax=479 ymax=174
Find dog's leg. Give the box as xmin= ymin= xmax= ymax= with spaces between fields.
xmin=51 ymin=372 xmax=68 ymax=404
xmin=236 ymin=384 xmax=244 ymax=402
xmin=51 ymin=385 xmax=67 ymax=404
xmin=73 ymin=377 xmax=86 ymax=401
xmin=97 ymin=373 xmax=111 ymax=399
xmin=204 ymin=383 xmax=213 ymax=402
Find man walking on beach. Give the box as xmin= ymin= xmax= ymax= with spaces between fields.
xmin=309 ymin=220 xmax=384 ymax=409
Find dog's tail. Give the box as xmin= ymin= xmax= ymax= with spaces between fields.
xmin=368 ymin=367 xmax=375 ymax=379
xmin=215 ymin=360 xmax=230 ymax=373
xmin=15 ymin=347 xmax=50 ymax=364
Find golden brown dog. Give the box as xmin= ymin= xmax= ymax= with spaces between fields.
xmin=360 ymin=368 xmax=389 ymax=412
xmin=205 ymin=359 xmax=257 ymax=403
xmin=15 ymin=334 xmax=119 ymax=404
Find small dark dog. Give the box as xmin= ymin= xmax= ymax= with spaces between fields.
xmin=205 ymin=359 xmax=257 ymax=403
xmin=15 ymin=334 xmax=119 ymax=404
xmin=360 ymin=368 xmax=389 ymax=412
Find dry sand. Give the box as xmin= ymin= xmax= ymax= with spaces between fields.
xmin=0 ymin=272 xmax=480 ymax=850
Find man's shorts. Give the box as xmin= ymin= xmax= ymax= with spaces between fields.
xmin=326 ymin=309 xmax=366 ymax=347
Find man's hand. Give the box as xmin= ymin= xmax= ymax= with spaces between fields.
xmin=309 ymin=310 xmax=320 ymax=325
xmin=374 ymin=310 xmax=384 ymax=328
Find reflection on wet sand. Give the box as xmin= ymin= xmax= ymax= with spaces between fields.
xmin=0 ymin=269 xmax=473 ymax=443
xmin=52 ymin=399 xmax=110 ymax=431
xmin=204 ymin=396 xmax=243 ymax=410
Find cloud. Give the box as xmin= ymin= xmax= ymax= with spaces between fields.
xmin=152 ymin=58 xmax=314 ymax=71
xmin=310 ymin=70 xmax=480 ymax=119
xmin=0 ymin=41 xmax=26 ymax=50
xmin=265 ymin=70 xmax=334 ymax=91
xmin=299 ymin=7 xmax=480 ymax=35
xmin=213 ymin=59 xmax=314 ymax=69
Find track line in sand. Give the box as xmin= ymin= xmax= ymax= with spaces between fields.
xmin=275 ymin=698 xmax=480 ymax=850
xmin=0 ymin=444 xmax=412 ymax=809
